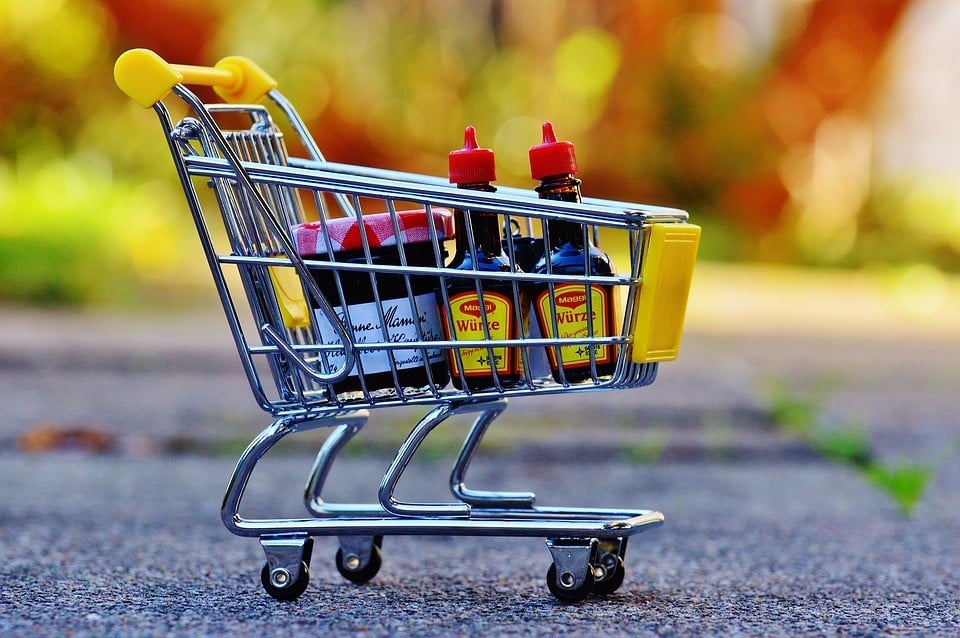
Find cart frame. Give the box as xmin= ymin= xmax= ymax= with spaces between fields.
xmin=114 ymin=49 xmax=699 ymax=603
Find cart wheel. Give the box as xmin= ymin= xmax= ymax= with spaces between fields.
xmin=335 ymin=544 xmax=382 ymax=585
xmin=591 ymin=556 xmax=626 ymax=596
xmin=546 ymin=562 xmax=595 ymax=604
xmin=260 ymin=561 xmax=310 ymax=601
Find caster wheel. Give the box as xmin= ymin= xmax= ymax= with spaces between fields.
xmin=546 ymin=562 xmax=595 ymax=604
xmin=591 ymin=556 xmax=625 ymax=596
xmin=336 ymin=543 xmax=382 ymax=584
xmin=260 ymin=561 xmax=310 ymax=601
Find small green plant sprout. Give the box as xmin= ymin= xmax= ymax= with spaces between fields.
xmin=764 ymin=379 xmax=933 ymax=517
xmin=864 ymin=462 xmax=932 ymax=516
xmin=624 ymin=426 xmax=668 ymax=464
xmin=764 ymin=378 xmax=824 ymax=437
xmin=814 ymin=426 xmax=872 ymax=468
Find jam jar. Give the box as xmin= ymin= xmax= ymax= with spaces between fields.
xmin=292 ymin=209 xmax=454 ymax=398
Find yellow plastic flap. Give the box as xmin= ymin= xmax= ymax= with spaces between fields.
xmin=269 ymin=267 xmax=311 ymax=330
xmin=631 ymin=223 xmax=701 ymax=363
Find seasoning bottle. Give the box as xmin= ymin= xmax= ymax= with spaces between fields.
xmin=440 ymin=126 xmax=524 ymax=390
xmin=529 ymin=121 xmax=617 ymax=383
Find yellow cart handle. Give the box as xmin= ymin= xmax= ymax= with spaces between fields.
xmin=114 ymin=48 xmax=277 ymax=108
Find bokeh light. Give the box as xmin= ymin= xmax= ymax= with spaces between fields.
xmin=1 ymin=0 xmax=958 ymax=308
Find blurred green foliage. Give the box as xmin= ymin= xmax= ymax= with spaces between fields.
xmin=0 ymin=0 xmax=956 ymax=307
xmin=0 ymin=0 xmax=208 ymax=306
xmin=0 ymin=153 xmax=205 ymax=305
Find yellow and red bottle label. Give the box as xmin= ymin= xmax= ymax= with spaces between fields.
xmin=442 ymin=290 xmax=517 ymax=378
xmin=535 ymin=283 xmax=614 ymax=369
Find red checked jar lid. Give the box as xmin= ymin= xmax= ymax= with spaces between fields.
xmin=291 ymin=208 xmax=455 ymax=256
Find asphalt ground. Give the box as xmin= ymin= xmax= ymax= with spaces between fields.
xmin=2 ymin=454 xmax=958 ymax=636
xmin=1 ymin=264 xmax=959 ymax=635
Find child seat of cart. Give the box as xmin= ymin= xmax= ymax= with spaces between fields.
xmin=213 ymin=106 xmax=312 ymax=326
xmin=200 ymin=106 xmax=340 ymax=402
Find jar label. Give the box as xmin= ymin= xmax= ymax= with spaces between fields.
xmin=535 ymin=283 xmax=615 ymax=369
xmin=312 ymin=293 xmax=444 ymax=376
xmin=441 ymin=290 xmax=517 ymax=377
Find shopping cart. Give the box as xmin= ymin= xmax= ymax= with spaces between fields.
xmin=114 ymin=49 xmax=701 ymax=603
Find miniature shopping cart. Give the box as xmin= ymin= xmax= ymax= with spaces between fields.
xmin=114 ymin=49 xmax=700 ymax=603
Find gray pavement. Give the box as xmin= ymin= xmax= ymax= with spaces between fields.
xmin=1 ymin=299 xmax=959 ymax=636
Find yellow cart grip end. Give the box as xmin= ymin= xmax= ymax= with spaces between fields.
xmin=114 ymin=48 xmax=182 ymax=108
xmin=212 ymin=56 xmax=278 ymax=104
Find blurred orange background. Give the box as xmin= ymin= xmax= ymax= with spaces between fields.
xmin=1 ymin=0 xmax=959 ymax=311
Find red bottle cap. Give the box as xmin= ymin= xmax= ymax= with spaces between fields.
xmin=529 ymin=121 xmax=578 ymax=180
xmin=449 ymin=125 xmax=496 ymax=185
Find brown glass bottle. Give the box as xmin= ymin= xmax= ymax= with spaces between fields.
xmin=440 ymin=126 xmax=524 ymax=391
xmin=529 ymin=122 xmax=618 ymax=383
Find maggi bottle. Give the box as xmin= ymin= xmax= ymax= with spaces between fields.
xmin=529 ymin=121 xmax=617 ymax=383
xmin=440 ymin=126 xmax=524 ymax=390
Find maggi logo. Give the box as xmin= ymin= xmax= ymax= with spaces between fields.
xmin=458 ymin=298 xmax=497 ymax=318
xmin=555 ymin=290 xmax=587 ymax=310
